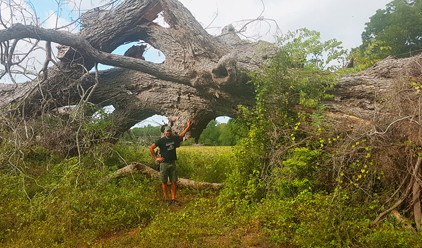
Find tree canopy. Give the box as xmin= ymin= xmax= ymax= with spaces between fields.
xmin=358 ymin=0 xmax=422 ymax=60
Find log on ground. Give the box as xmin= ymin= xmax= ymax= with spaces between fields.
xmin=107 ymin=162 xmax=223 ymax=189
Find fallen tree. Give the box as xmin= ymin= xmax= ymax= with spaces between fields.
xmin=0 ymin=0 xmax=273 ymax=141
xmin=1 ymin=0 xmax=421 ymax=227
xmin=106 ymin=162 xmax=223 ymax=189
xmin=325 ymin=55 xmax=422 ymax=227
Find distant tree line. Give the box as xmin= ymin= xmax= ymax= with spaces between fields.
xmin=120 ymin=119 xmax=246 ymax=146
xmin=183 ymin=119 xmax=246 ymax=146
xmin=120 ymin=125 xmax=162 ymax=146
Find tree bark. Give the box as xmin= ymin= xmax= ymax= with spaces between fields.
xmin=413 ymin=157 xmax=422 ymax=230
xmin=106 ymin=162 xmax=223 ymax=189
xmin=0 ymin=0 xmax=271 ymax=140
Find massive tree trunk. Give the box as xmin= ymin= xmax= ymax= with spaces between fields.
xmin=0 ymin=0 xmax=270 ymax=141
xmin=326 ymin=55 xmax=422 ymax=225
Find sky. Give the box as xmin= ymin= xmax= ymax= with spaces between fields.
xmin=179 ymin=0 xmax=391 ymax=51
xmin=1 ymin=0 xmax=393 ymax=126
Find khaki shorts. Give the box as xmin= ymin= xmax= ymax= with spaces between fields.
xmin=160 ymin=161 xmax=178 ymax=183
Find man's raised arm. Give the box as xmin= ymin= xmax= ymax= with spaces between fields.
xmin=179 ymin=120 xmax=192 ymax=138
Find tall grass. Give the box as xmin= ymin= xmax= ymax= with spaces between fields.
xmin=0 ymin=143 xmax=160 ymax=247
xmin=0 ymin=143 xmax=235 ymax=247
xmin=2 ymin=143 xmax=422 ymax=247
xmin=176 ymin=146 xmax=234 ymax=183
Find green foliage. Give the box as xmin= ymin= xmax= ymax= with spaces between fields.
xmin=2 ymin=140 xmax=422 ymax=247
xmin=255 ymin=191 xmax=380 ymax=247
xmin=121 ymin=119 xmax=244 ymax=147
xmin=277 ymin=28 xmax=348 ymax=71
xmin=221 ymin=28 xmax=342 ymax=206
xmin=252 ymin=31 xmax=339 ymax=112
xmin=198 ymin=120 xmax=220 ymax=145
xmin=354 ymin=0 xmax=422 ymax=66
xmin=269 ymin=147 xmax=322 ymax=197
xmin=120 ymin=125 xmax=161 ymax=146
xmin=365 ymin=222 xmax=422 ymax=248
xmin=0 ymin=139 xmax=159 ymax=247
xmin=349 ymin=39 xmax=392 ymax=70
xmin=177 ymin=146 xmax=234 ymax=183
xmin=195 ymin=119 xmax=245 ymax=146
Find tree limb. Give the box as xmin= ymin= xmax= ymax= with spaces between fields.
xmin=0 ymin=23 xmax=191 ymax=85
xmin=105 ymin=162 xmax=223 ymax=189
xmin=374 ymin=157 xmax=422 ymax=223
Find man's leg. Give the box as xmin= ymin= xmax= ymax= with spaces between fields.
xmin=162 ymin=182 xmax=168 ymax=200
xmin=171 ymin=182 xmax=176 ymax=200
xmin=160 ymin=162 xmax=169 ymax=200
xmin=168 ymin=161 xmax=178 ymax=202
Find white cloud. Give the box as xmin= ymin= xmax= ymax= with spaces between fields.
xmin=65 ymin=0 xmax=104 ymax=12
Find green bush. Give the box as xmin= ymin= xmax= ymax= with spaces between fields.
xmin=365 ymin=226 xmax=422 ymax=248
xmin=269 ymin=147 xmax=322 ymax=197
xmin=0 ymin=141 xmax=161 ymax=247
xmin=255 ymin=191 xmax=374 ymax=247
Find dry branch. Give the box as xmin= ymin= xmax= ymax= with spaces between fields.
xmin=106 ymin=162 xmax=223 ymax=189
xmin=413 ymin=157 xmax=422 ymax=230
xmin=374 ymin=157 xmax=422 ymax=223
xmin=391 ymin=210 xmax=415 ymax=231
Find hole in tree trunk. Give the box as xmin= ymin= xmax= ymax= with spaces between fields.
xmin=212 ymin=65 xmax=229 ymax=78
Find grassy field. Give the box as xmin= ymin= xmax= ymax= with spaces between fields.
xmin=176 ymin=146 xmax=234 ymax=183
xmin=2 ymin=143 xmax=422 ymax=247
xmin=177 ymin=146 xmax=233 ymax=153
xmin=0 ymin=144 xmax=242 ymax=247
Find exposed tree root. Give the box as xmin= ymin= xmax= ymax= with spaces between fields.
xmin=374 ymin=157 xmax=422 ymax=223
xmin=106 ymin=162 xmax=223 ymax=189
xmin=374 ymin=177 xmax=414 ymax=223
xmin=391 ymin=210 xmax=415 ymax=231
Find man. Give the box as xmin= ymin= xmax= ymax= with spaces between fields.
xmin=149 ymin=120 xmax=192 ymax=205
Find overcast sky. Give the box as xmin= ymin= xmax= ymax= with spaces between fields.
xmin=21 ymin=0 xmax=393 ymax=50
xmin=179 ymin=0 xmax=392 ymax=51
xmin=2 ymin=0 xmax=394 ymax=68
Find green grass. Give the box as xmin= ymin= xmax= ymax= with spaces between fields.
xmin=177 ymin=146 xmax=233 ymax=153
xmin=2 ymin=143 xmax=422 ymax=247
xmin=0 ymin=144 xmax=236 ymax=247
xmin=177 ymin=146 xmax=235 ymax=183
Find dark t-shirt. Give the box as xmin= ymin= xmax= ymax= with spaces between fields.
xmin=155 ymin=135 xmax=181 ymax=162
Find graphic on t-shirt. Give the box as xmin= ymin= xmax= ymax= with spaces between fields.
xmin=166 ymin=141 xmax=175 ymax=151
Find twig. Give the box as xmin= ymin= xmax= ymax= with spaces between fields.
xmin=372 ymin=116 xmax=413 ymax=135
xmin=374 ymin=156 xmax=421 ymax=222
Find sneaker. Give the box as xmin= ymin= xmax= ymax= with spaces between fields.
xmin=171 ymin=199 xmax=181 ymax=206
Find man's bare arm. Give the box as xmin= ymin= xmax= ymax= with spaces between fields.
xmin=179 ymin=120 xmax=192 ymax=139
xmin=150 ymin=144 xmax=164 ymax=162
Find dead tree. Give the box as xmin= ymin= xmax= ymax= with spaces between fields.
xmin=1 ymin=0 xmax=421 ymax=225
xmin=325 ymin=54 xmax=422 ymax=227
xmin=0 ymin=0 xmax=272 ymax=141
xmin=106 ymin=162 xmax=222 ymax=189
